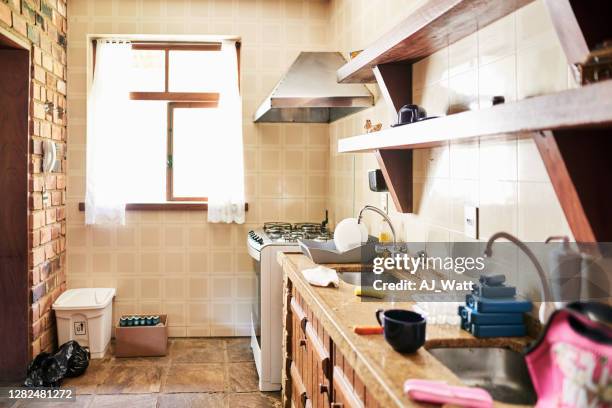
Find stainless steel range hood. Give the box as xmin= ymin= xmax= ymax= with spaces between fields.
xmin=253 ymin=52 xmax=374 ymax=123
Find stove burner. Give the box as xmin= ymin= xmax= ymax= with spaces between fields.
xmin=263 ymin=222 xmax=292 ymax=234
xmin=258 ymin=221 xmax=331 ymax=243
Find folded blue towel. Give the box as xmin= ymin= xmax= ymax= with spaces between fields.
xmin=459 ymin=305 xmax=524 ymax=325
xmin=473 ymin=284 xmax=516 ymax=298
xmin=479 ymin=274 xmax=506 ymax=286
xmin=468 ymin=323 xmax=526 ymax=338
xmin=466 ymin=294 xmax=533 ymax=313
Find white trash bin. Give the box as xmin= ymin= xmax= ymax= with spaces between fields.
xmin=52 ymin=288 xmax=115 ymax=359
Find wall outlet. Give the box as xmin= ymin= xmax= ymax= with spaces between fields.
xmin=380 ymin=193 xmax=388 ymax=213
xmin=464 ymin=205 xmax=479 ymax=239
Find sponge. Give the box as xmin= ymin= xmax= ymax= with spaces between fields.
xmin=354 ymin=287 xmax=385 ymax=299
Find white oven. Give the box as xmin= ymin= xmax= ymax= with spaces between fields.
xmin=247 ymin=222 xmax=329 ymax=391
xmin=247 ymin=231 xmax=295 ymax=391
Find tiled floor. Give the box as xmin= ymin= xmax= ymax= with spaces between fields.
xmin=3 ymin=338 xmax=281 ymax=408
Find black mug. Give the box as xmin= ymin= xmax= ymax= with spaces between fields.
xmin=376 ymin=309 xmax=426 ymax=353
xmin=392 ymin=104 xmax=427 ymax=127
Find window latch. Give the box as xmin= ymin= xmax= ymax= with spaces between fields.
xmin=167 ymin=155 xmax=173 ymax=168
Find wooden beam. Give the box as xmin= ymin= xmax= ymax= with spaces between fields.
xmin=372 ymin=63 xmax=412 ymax=117
xmin=544 ymin=0 xmax=612 ymax=65
xmin=78 ymin=202 xmax=249 ymax=211
xmin=131 ymin=42 xmax=221 ymax=51
xmin=533 ymin=130 xmax=612 ymax=243
xmin=376 ymin=150 xmax=413 ymax=213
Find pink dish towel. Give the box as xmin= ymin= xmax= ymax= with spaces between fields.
xmin=404 ymin=379 xmax=493 ymax=408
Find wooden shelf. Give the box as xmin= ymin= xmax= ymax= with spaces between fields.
xmin=338 ymin=81 xmax=612 ymax=243
xmin=337 ymin=0 xmax=534 ymax=83
xmin=339 ymin=80 xmax=612 ymax=153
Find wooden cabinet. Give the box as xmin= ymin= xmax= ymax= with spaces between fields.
xmin=284 ymin=279 xmax=379 ymax=408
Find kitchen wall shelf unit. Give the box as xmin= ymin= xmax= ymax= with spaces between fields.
xmin=336 ymin=0 xmax=612 ymax=243
xmin=339 ymin=80 xmax=612 ymax=242
xmin=336 ymin=0 xmax=535 ymax=84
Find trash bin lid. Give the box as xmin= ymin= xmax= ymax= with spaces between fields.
xmin=52 ymin=288 xmax=116 ymax=310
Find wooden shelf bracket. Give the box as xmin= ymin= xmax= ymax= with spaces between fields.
xmin=544 ymin=0 xmax=612 ymax=66
xmin=376 ymin=149 xmax=413 ymax=213
xmin=533 ymin=129 xmax=612 ymax=243
xmin=372 ymin=63 xmax=413 ymax=116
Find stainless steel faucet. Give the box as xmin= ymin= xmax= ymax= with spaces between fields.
xmin=484 ymin=232 xmax=553 ymax=321
xmin=357 ymin=205 xmax=396 ymax=248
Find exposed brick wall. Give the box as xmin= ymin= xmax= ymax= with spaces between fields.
xmin=0 ymin=0 xmax=68 ymax=359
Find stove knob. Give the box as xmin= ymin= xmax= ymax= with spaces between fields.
xmin=257 ymin=237 xmax=264 ymax=244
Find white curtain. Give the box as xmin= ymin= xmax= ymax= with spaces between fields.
xmin=207 ymin=40 xmax=246 ymax=224
xmin=85 ymin=40 xmax=133 ymax=225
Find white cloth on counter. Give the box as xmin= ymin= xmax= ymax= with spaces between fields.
xmin=301 ymin=266 xmax=339 ymax=288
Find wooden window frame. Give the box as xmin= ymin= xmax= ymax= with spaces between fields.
xmin=90 ymin=40 xmax=241 ymax=205
xmin=166 ymin=102 xmax=218 ymax=202
xmin=128 ymin=41 xmax=240 ymax=102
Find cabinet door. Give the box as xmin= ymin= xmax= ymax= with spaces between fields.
xmin=291 ymin=362 xmax=312 ymax=408
xmin=290 ymin=297 xmax=309 ymax=406
xmin=332 ymin=366 xmax=364 ymax=408
xmin=305 ymin=322 xmax=331 ymax=408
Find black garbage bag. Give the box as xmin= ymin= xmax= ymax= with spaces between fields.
xmin=62 ymin=340 xmax=90 ymax=377
xmin=24 ymin=340 xmax=90 ymax=387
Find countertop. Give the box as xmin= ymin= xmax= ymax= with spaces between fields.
xmin=277 ymin=252 xmax=533 ymax=408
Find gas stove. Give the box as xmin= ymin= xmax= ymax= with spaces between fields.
xmin=248 ymin=221 xmax=331 ymax=250
xmin=246 ymin=219 xmax=331 ymax=391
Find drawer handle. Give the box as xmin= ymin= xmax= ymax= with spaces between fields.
xmin=299 ymin=338 xmax=307 ymax=347
xmin=290 ymin=298 xmax=308 ymax=333
xmin=319 ymin=383 xmax=329 ymax=395
xmin=331 ymin=403 xmax=343 ymax=408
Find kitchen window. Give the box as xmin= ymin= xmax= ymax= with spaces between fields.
xmin=88 ymin=41 xmax=239 ymax=205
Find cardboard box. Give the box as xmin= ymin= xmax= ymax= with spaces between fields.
xmin=114 ymin=315 xmax=168 ymax=357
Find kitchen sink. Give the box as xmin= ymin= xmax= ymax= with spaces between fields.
xmin=428 ymin=347 xmax=537 ymax=405
xmin=337 ymin=271 xmax=400 ymax=286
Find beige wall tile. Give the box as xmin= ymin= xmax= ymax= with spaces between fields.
xmin=164 ymin=226 xmax=185 ymax=247
xmin=448 ymin=69 xmax=478 ymax=113
xmin=140 ymin=278 xmax=161 ymax=299
xmin=479 ymin=136 xmax=518 ymax=181
xmin=164 ymin=302 xmax=185 ymax=326
xmin=478 ymin=12 xmax=516 ymax=66
xmin=517 ymin=136 xmax=550 ymax=182
xmin=116 ymin=253 xmax=137 ymax=274
xmin=478 ymin=55 xmax=517 ymax=107
xmin=188 ymin=252 xmax=209 ymax=274
xmin=518 ymin=181 xmax=571 ymax=241
xmin=164 ymin=278 xmax=186 ymax=300
xmin=517 ymin=42 xmax=567 ymax=99
xmin=188 ymin=277 xmax=209 ymax=300
xmin=479 ymin=180 xmax=518 ymax=238
xmin=449 ymin=33 xmax=478 ymax=77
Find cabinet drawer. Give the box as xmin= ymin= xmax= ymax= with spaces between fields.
xmin=332 ymin=366 xmax=364 ymax=408
xmin=290 ymin=361 xmax=312 ymax=408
